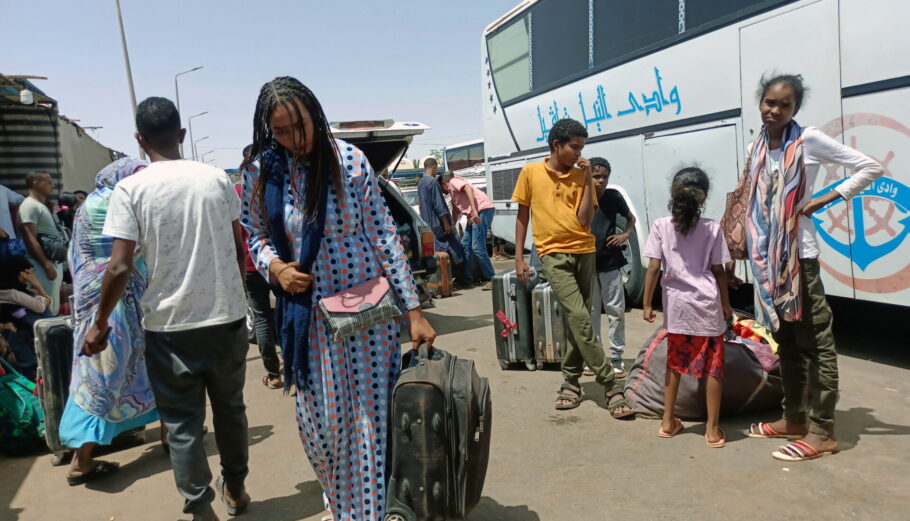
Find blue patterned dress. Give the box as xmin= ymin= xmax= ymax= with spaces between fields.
xmin=59 ymin=158 xmax=159 ymax=448
xmin=242 ymin=140 xmax=420 ymax=521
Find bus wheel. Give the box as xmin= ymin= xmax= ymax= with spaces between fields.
xmin=621 ymin=228 xmax=644 ymax=307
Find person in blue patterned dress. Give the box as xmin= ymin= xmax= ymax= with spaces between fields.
xmin=59 ymin=158 xmax=161 ymax=486
xmin=241 ymin=77 xmax=437 ymax=521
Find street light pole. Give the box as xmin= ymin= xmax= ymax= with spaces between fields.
xmin=174 ymin=66 xmax=203 ymax=157
xmin=193 ymin=136 xmax=210 ymax=164
xmin=187 ymin=111 xmax=208 ymax=161
xmin=114 ymin=0 xmax=145 ymax=160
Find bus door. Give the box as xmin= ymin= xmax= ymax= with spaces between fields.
xmin=641 ymin=123 xmax=747 ymax=281
xmin=739 ymin=0 xmax=853 ymax=299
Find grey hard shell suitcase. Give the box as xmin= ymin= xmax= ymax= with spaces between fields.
xmin=385 ymin=346 xmax=492 ymax=521
xmin=33 ymin=315 xmax=75 ymax=462
xmin=491 ymin=269 xmax=538 ymax=371
xmin=531 ymin=282 xmax=567 ymax=369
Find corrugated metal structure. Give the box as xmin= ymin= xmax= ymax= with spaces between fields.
xmin=0 ymin=75 xmax=123 ymax=198
xmin=0 ymin=76 xmax=60 ymax=195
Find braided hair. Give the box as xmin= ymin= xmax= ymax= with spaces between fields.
xmin=668 ymin=167 xmax=709 ymax=235
xmin=248 ymin=77 xmax=343 ymax=220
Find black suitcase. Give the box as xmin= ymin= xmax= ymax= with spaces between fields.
xmin=491 ymin=269 xmax=538 ymax=371
xmin=385 ymin=346 xmax=492 ymax=521
xmin=33 ymin=315 xmax=75 ymax=464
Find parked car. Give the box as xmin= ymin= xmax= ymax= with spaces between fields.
xmin=330 ymin=120 xmax=437 ymax=301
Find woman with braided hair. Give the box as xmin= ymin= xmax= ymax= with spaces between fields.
xmin=240 ymin=76 xmax=436 ymax=521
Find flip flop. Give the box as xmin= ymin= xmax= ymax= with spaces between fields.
xmin=66 ymin=460 xmax=120 ymax=486
xmin=706 ymin=429 xmax=726 ymax=448
xmin=772 ymin=440 xmax=838 ymax=462
xmin=658 ymin=417 xmax=684 ymax=438
xmin=747 ymin=422 xmax=800 ymax=439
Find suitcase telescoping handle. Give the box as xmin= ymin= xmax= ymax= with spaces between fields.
xmin=65 ymin=295 xmax=75 ymax=329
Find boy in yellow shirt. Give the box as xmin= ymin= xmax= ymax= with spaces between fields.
xmin=512 ymin=118 xmax=633 ymax=418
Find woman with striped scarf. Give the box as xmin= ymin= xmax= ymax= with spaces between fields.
xmin=743 ymin=74 xmax=882 ymax=461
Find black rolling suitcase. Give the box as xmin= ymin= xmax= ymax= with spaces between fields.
xmin=33 ymin=315 xmax=75 ymax=465
xmin=385 ymin=346 xmax=492 ymax=521
xmin=491 ymin=269 xmax=538 ymax=371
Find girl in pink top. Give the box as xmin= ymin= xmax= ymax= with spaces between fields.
xmin=643 ymin=167 xmax=733 ymax=448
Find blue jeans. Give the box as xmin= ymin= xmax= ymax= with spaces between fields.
xmin=461 ymin=208 xmax=496 ymax=284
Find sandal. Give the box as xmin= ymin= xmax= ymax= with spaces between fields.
xmin=658 ymin=417 xmax=684 ymax=438
xmin=747 ymin=422 xmax=801 ymax=439
xmin=67 ymin=460 xmax=119 ymax=486
xmin=772 ymin=440 xmax=838 ymax=462
xmin=706 ymin=429 xmax=726 ymax=448
xmin=262 ymin=375 xmax=283 ymax=389
xmin=605 ymin=390 xmax=635 ymax=419
xmin=555 ymin=383 xmax=583 ymax=410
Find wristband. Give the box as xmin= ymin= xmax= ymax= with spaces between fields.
xmin=276 ymin=264 xmax=294 ymax=277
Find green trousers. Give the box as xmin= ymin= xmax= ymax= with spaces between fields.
xmin=540 ymin=252 xmax=616 ymax=391
xmin=772 ymin=259 xmax=839 ymax=437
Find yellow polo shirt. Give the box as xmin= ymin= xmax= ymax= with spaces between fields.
xmin=511 ymin=160 xmax=597 ymax=256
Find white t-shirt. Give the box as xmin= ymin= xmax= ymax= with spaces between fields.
xmin=103 ymin=160 xmax=245 ymax=332
xmin=753 ymin=127 xmax=882 ymax=259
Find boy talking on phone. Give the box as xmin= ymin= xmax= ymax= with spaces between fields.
xmin=512 ymin=118 xmax=633 ymax=419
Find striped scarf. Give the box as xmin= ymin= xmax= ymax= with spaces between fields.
xmin=746 ymin=121 xmax=806 ymax=332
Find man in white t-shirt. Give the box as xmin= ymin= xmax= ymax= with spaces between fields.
xmin=82 ymin=97 xmax=249 ymax=521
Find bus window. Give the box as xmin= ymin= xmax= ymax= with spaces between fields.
xmin=445 ymin=142 xmax=485 ymax=172
xmin=685 ymin=0 xmax=795 ymax=31
xmin=488 ymin=15 xmax=532 ymax=104
xmin=531 ymin=0 xmax=589 ymax=90
xmin=593 ymin=0 xmax=679 ymax=66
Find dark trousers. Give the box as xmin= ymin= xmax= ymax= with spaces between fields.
xmin=245 ymin=270 xmax=281 ymax=378
xmin=145 ymin=319 xmax=250 ymax=515
xmin=771 ymin=259 xmax=839 ymax=437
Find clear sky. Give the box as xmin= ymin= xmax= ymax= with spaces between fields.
xmin=1 ymin=0 xmax=517 ymax=170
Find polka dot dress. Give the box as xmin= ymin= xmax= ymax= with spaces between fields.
xmin=241 ymin=139 xmax=420 ymax=520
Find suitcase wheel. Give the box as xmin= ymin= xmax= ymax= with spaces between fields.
xmin=385 ymin=515 xmax=407 ymax=521
xmin=498 ymin=360 xmax=510 ymax=370
xmin=524 ymin=360 xmax=537 ymax=371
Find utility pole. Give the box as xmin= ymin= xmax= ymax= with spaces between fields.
xmin=114 ymin=0 xmax=145 ymax=159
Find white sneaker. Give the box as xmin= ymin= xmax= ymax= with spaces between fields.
xmin=612 ymin=361 xmax=626 ymax=378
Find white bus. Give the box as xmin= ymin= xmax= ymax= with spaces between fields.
xmin=443 ymin=138 xmax=486 ymax=177
xmin=481 ymin=0 xmax=910 ymax=307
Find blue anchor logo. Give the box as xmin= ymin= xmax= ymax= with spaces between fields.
xmin=812 ymin=177 xmax=910 ymax=271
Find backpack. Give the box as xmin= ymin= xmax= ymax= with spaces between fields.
xmin=0 ymin=358 xmax=46 ymax=455
xmin=386 ymin=346 xmax=492 ymax=520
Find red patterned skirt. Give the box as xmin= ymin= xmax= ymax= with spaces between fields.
xmin=666 ymin=334 xmax=726 ymax=379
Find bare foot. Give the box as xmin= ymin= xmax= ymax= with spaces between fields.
xmin=705 ymin=425 xmax=724 ymax=444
